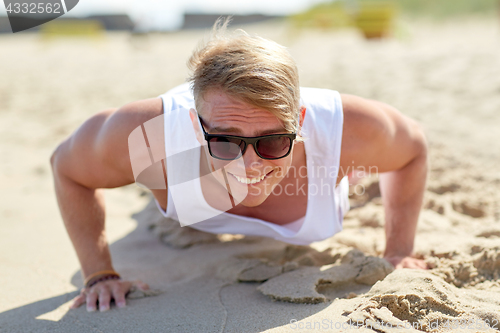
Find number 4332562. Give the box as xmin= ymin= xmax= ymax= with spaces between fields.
xmin=5 ymin=3 xmax=62 ymax=14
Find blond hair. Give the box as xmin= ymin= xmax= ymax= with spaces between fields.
xmin=187 ymin=18 xmax=301 ymax=134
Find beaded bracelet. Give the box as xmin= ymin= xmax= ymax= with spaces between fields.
xmin=87 ymin=274 xmax=121 ymax=288
xmin=84 ymin=270 xmax=121 ymax=289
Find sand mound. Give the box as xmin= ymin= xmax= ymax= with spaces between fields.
xmin=344 ymin=269 xmax=500 ymax=332
xmin=428 ymin=245 xmax=500 ymax=288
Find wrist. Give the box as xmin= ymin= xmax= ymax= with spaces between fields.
xmin=384 ymin=237 xmax=414 ymax=259
xmin=82 ymin=262 xmax=114 ymax=280
xmin=84 ymin=269 xmax=121 ymax=288
xmin=384 ymin=247 xmax=413 ymax=259
xmin=86 ymin=274 xmax=121 ymax=288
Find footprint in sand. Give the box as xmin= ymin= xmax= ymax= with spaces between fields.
xmin=428 ymin=183 xmax=461 ymax=195
xmin=451 ymin=199 xmax=487 ymax=218
xmin=216 ymin=245 xmax=347 ymax=283
xmin=253 ymin=248 xmax=394 ymax=304
xmin=423 ymin=194 xmax=446 ymax=215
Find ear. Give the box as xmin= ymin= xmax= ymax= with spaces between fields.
xmin=298 ymin=106 xmax=306 ymax=130
xmin=189 ymin=108 xmax=204 ymax=145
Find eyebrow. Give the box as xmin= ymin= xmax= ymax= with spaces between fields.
xmin=209 ymin=126 xmax=288 ymax=136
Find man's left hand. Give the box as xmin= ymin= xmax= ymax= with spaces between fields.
xmin=384 ymin=256 xmax=428 ymax=269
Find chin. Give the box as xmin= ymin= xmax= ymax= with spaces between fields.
xmin=238 ymin=192 xmax=270 ymax=207
xmin=236 ymin=179 xmax=280 ymax=207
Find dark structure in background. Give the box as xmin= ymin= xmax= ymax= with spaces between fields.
xmin=0 ymin=13 xmax=282 ymax=34
xmin=86 ymin=15 xmax=134 ymax=31
xmin=0 ymin=16 xmax=11 ymax=33
xmin=0 ymin=14 xmax=134 ymax=33
xmin=182 ymin=14 xmax=282 ymax=29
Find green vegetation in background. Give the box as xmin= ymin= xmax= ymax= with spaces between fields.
xmin=290 ymin=2 xmax=352 ymax=29
xmin=290 ymin=0 xmax=499 ymax=29
xmin=398 ymin=0 xmax=498 ymax=18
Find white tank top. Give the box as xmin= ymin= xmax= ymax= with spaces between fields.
xmin=155 ymin=83 xmax=350 ymax=245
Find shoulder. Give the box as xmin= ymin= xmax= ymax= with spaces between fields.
xmin=340 ymin=94 xmax=393 ymax=147
xmin=97 ymin=97 xmax=164 ymax=168
xmin=52 ymin=97 xmax=164 ymax=188
xmin=100 ymin=97 xmax=164 ymax=135
xmin=339 ymin=93 xmax=426 ymax=172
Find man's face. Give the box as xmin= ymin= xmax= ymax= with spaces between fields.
xmin=195 ymin=89 xmax=295 ymax=207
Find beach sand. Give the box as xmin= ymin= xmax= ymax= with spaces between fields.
xmin=1 ymin=17 xmax=500 ymax=332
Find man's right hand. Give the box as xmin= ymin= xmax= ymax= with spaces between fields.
xmin=70 ymin=279 xmax=150 ymax=312
xmin=51 ymin=99 xmax=163 ymax=313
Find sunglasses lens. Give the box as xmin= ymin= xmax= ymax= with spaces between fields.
xmin=209 ymin=137 xmax=244 ymax=160
xmin=256 ymin=137 xmax=292 ymax=159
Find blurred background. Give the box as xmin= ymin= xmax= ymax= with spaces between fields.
xmin=1 ymin=0 xmax=499 ymax=32
xmin=1 ymin=0 xmax=500 ymax=317
xmin=1 ymin=0 xmax=499 ymax=170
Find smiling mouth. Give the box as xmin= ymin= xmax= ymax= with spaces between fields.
xmin=229 ymin=170 xmax=273 ymax=185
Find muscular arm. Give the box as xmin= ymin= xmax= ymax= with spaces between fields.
xmin=339 ymin=94 xmax=428 ymax=269
xmin=50 ymin=98 xmax=163 ymax=310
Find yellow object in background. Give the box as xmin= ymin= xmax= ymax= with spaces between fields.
xmin=353 ymin=1 xmax=397 ymax=39
xmin=40 ymin=20 xmax=104 ymax=39
xmin=289 ymin=0 xmax=398 ymax=39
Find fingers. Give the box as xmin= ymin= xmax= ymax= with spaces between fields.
xmin=70 ymin=293 xmax=86 ymax=309
xmin=86 ymin=290 xmax=98 ymax=312
xmin=111 ymin=284 xmax=127 ymax=308
xmin=135 ymin=280 xmax=150 ymax=291
xmin=414 ymin=259 xmax=429 ymax=270
xmin=70 ymin=279 xmax=150 ymax=312
xmin=98 ymin=287 xmax=112 ymax=312
xmin=399 ymin=257 xmax=428 ymax=270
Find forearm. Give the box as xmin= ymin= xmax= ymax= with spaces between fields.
xmin=378 ymin=148 xmax=428 ymax=258
xmin=53 ymin=171 xmax=114 ymax=278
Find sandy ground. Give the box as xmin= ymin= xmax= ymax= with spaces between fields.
xmin=1 ymin=17 xmax=500 ymax=332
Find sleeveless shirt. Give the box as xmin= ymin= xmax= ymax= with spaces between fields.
xmin=154 ymin=83 xmax=350 ymax=245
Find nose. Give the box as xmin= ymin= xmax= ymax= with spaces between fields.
xmin=242 ymin=144 xmax=263 ymax=169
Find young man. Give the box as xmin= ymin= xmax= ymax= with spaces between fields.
xmin=51 ymin=23 xmax=428 ymax=313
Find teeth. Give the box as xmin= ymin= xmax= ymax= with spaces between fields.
xmin=233 ymin=173 xmax=267 ymax=184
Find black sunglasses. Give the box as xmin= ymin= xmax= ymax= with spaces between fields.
xmin=198 ymin=115 xmax=296 ymax=160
